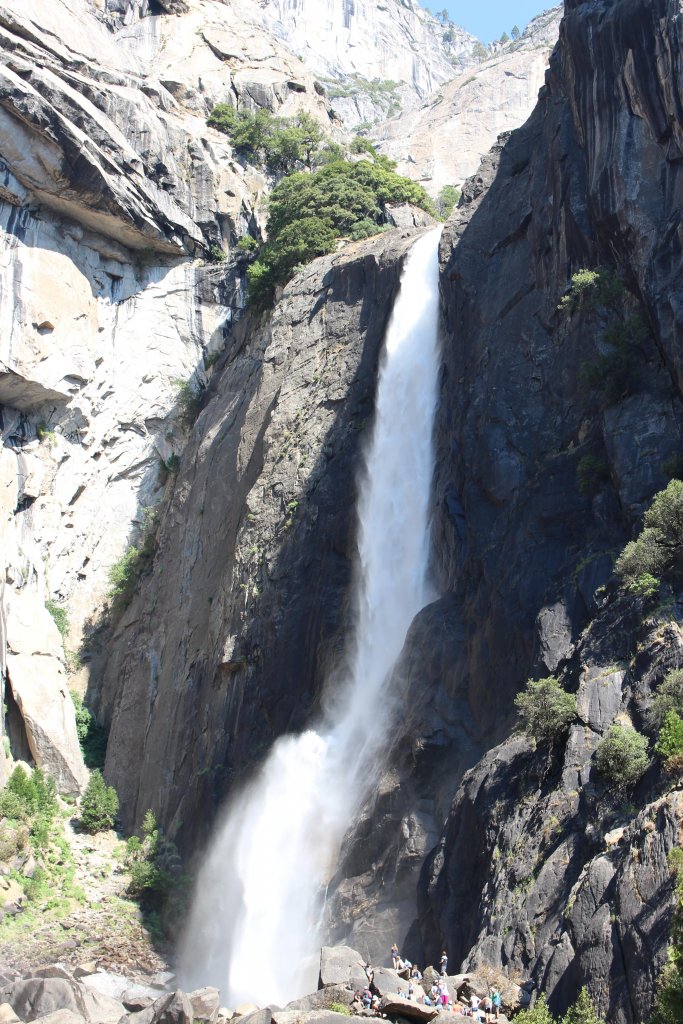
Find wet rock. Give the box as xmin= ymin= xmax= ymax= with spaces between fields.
xmin=318 ymin=946 xmax=367 ymax=989
xmin=189 ymin=987 xmax=221 ymax=1023
xmin=129 ymin=990 xmax=194 ymax=1024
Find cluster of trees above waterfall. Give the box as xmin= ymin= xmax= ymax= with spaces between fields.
xmin=207 ymin=104 xmax=439 ymax=307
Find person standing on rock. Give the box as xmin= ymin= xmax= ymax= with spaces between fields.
xmin=391 ymin=942 xmax=400 ymax=969
xmin=483 ymin=995 xmax=493 ymax=1021
xmin=492 ymin=990 xmax=501 ymax=1020
xmin=440 ymin=951 xmax=448 ymax=976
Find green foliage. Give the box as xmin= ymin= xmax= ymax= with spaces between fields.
xmin=472 ymin=41 xmax=489 ymax=61
xmin=350 ymin=136 xmax=378 ymax=158
xmin=124 ymin=810 xmax=188 ymax=932
xmin=647 ymin=671 xmax=683 ymax=731
xmin=663 ymin=454 xmax=683 ymax=482
xmin=579 ymin=311 xmax=649 ymax=405
xmin=70 ymin=692 xmax=107 ymax=769
xmin=208 ymin=106 xmax=326 ymax=173
xmin=515 ymin=676 xmax=577 ymax=744
xmin=511 ymin=25 xmax=521 ymax=40
xmin=45 ymin=601 xmax=69 ymax=641
xmin=79 ymin=770 xmax=119 ymax=834
xmin=164 ymin=453 xmax=181 ymax=475
xmin=652 ymin=849 xmax=683 ymax=1024
xmin=108 ymin=507 xmax=159 ymax=609
xmin=328 ymin=1004 xmax=351 ymax=1016
xmin=577 ymin=455 xmax=609 ymax=496
xmin=594 ymin=725 xmax=649 ymax=791
xmin=208 ymin=244 xmax=226 ymax=263
xmin=656 ymin=711 xmax=683 ymax=772
xmin=236 ymin=235 xmax=259 ymax=255
xmin=499 ymin=31 xmax=509 ymax=44
xmin=436 ymin=184 xmax=461 ymax=221
xmin=616 ymin=480 xmax=683 ymax=589
xmin=558 ymin=267 xmax=624 ymax=317
xmin=248 ymin=158 xmax=435 ymax=308
xmin=561 ymin=988 xmax=603 ymax=1024
xmin=174 ymin=377 xmax=203 ymax=430
xmin=515 ymin=995 xmax=555 ymax=1024
xmin=627 ymin=573 xmax=660 ymax=599
xmin=1 ymin=766 xmax=58 ymax=852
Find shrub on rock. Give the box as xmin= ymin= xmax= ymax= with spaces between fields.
xmin=514 ymin=677 xmax=577 ymax=744
xmin=594 ymin=725 xmax=649 ymax=790
xmin=646 ymin=670 xmax=683 ymax=731
xmin=656 ymin=711 xmax=683 ymax=773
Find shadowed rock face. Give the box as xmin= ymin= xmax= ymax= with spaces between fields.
xmin=94 ymin=229 xmax=427 ymax=841
xmin=413 ymin=0 xmax=683 ymax=1019
xmin=317 ymin=1 xmax=683 ymax=1017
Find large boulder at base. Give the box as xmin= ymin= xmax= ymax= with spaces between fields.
xmin=29 ymin=1012 xmax=86 ymax=1024
xmin=0 ymin=1004 xmax=20 ymax=1024
xmin=378 ymin=997 xmax=440 ymax=1022
xmin=234 ymin=1005 xmax=260 ymax=1018
xmin=6 ymin=978 xmax=122 ymax=1023
xmin=189 ymin=988 xmax=221 ymax=1023
xmin=271 ymin=1012 xmax=354 ymax=1024
xmin=237 ymin=1009 xmax=271 ymax=1024
xmin=285 ymin=987 xmax=353 ymax=1013
xmin=129 ymin=990 xmax=194 ymax=1024
xmin=318 ymin=946 xmax=367 ymax=990
xmin=370 ymin=968 xmax=405 ymax=998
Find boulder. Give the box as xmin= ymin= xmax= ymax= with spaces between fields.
xmin=318 ymin=946 xmax=367 ymax=990
xmin=5 ymin=592 xmax=87 ymax=796
xmin=0 ymin=1004 xmax=21 ymax=1024
xmin=234 ymin=1006 xmax=260 ymax=1018
xmin=29 ymin=1012 xmax=86 ymax=1024
xmin=73 ymin=966 xmax=98 ymax=981
xmin=238 ymin=1009 xmax=271 ymax=1024
xmin=189 ymin=988 xmax=220 ymax=1023
xmin=370 ymin=967 xmax=405 ymax=998
xmin=129 ymin=990 xmax=194 ymax=1024
xmin=378 ymin=997 xmax=439 ymax=1022
xmin=31 ymin=968 xmax=73 ymax=982
xmin=285 ymin=987 xmax=353 ymax=1013
xmin=8 ymin=979 xmax=83 ymax=1021
xmin=271 ymin=1013 xmax=354 ymax=1024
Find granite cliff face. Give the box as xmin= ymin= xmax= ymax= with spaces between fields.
xmin=372 ymin=8 xmax=562 ymax=193
xmin=3 ymin=0 xmax=683 ymax=1019
xmin=251 ymin=0 xmax=477 ymax=129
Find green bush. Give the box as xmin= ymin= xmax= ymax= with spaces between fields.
xmin=208 ymin=106 xmax=326 ymax=173
xmin=647 ymin=671 xmax=683 ymax=731
xmin=125 ymin=810 xmax=188 ymax=930
xmin=561 ymin=988 xmax=603 ymax=1024
xmin=45 ymin=601 xmax=69 ymax=641
xmin=652 ymin=851 xmax=683 ymax=1024
xmin=70 ymin=692 xmax=107 ymax=769
xmin=236 ymin=235 xmax=259 ymax=254
xmin=656 ymin=711 xmax=683 ymax=772
xmin=626 ymin=572 xmax=660 ymax=599
xmin=515 ymin=676 xmax=577 ymax=744
xmin=594 ymin=725 xmax=649 ymax=790
xmin=577 ymin=455 xmax=609 ymax=495
xmin=108 ymin=508 xmax=159 ymax=609
xmin=616 ymin=480 xmax=683 ymax=588
xmin=327 ymin=1003 xmax=351 ymax=1016
xmin=2 ymin=765 xmax=58 ymax=852
xmin=435 ymin=184 xmax=461 ymax=220
xmin=79 ymin=770 xmax=119 ymax=833
xmin=173 ymin=377 xmax=203 ymax=430
xmin=514 ymin=995 xmax=555 ymax=1024
xmin=558 ymin=267 xmax=624 ymax=317
xmin=247 ymin=158 xmax=435 ymax=307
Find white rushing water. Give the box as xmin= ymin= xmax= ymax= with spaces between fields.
xmin=180 ymin=227 xmax=443 ymax=1007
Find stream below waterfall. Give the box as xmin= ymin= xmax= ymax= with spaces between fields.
xmin=180 ymin=226 xmax=443 ymax=1008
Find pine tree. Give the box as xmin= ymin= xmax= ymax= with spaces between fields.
xmin=79 ymin=770 xmax=119 ymax=834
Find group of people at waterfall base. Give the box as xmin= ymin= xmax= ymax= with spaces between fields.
xmin=352 ymin=946 xmax=502 ymax=1018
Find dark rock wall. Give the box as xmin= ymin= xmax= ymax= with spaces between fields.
xmin=94 ymin=230 xmax=424 ymax=844
xmin=412 ymin=0 xmax=683 ymax=1019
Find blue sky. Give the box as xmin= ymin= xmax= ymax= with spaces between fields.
xmin=426 ymin=1 xmax=549 ymax=43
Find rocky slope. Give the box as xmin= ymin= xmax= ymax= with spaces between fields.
xmin=371 ymin=8 xmax=562 ymax=193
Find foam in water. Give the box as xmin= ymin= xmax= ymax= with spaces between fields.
xmin=180 ymin=227 xmax=443 ymax=1007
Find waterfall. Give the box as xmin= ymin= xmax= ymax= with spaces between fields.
xmin=180 ymin=226 xmax=443 ymax=1008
